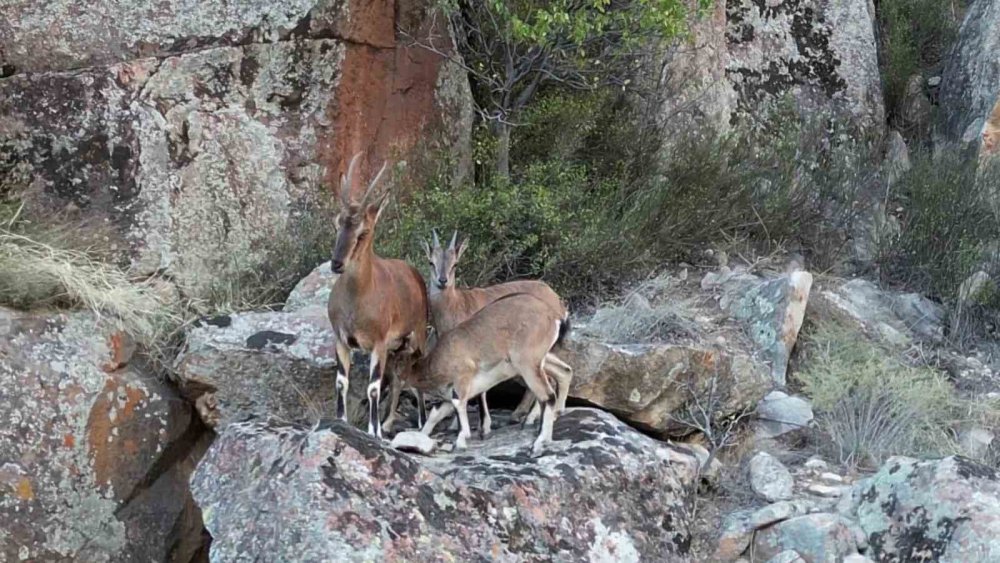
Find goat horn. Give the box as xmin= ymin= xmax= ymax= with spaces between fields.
xmin=449 ymin=230 xmax=458 ymax=250
xmin=362 ymin=160 xmax=388 ymax=205
xmin=432 ymin=229 xmax=441 ymax=249
xmin=340 ymin=152 xmax=363 ymax=206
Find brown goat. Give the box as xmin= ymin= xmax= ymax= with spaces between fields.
xmin=423 ymin=230 xmax=572 ymax=434
xmin=327 ymin=152 xmax=429 ymax=437
xmin=408 ymin=292 xmax=563 ymax=455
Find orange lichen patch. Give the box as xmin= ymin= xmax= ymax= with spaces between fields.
xmin=16 ymin=477 xmax=33 ymax=501
xmin=324 ymin=5 xmax=451 ymax=200
xmin=101 ymin=331 xmax=135 ymax=373
xmin=86 ymin=375 xmax=150 ymax=487
xmin=980 ymin=98 xmax=1000 ymax=161
xmin=63 ymin=433 xmax=76 ymax=448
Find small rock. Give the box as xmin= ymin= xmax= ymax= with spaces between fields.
xmin=804 ymin=457 xmax=829 ymax=471
xmin=843 ymin=554 xmax=874 ymax=563
xmin=927 ymin=76 xmax=941 ymax=87
xmin=806 ymin=483 xmax=847 ymax=498
xmin=765 ymin=550 xmax=805 ymax=563
xmin=885 ymin=129 xmax=911 ymax=185
xmin=685 ymin=443 xmax=723 ymax=484
xmin=753 ymin=513 xmax=861 ymax=563
xmin=390 ymin=431 xmax=437 ymax=455
xmin=960 ymin=426 xmax=995 ymax=460
xmin=819 ymin=472 xmax=844 ymax=483
xmin=713 ymin=510 xmax=754 ymax=560
xmin=756 ymin=391 xmax=814 ymax=438
xmin=750 ymin=452 xmax=794 ymax=502
xmin=749 ymin=500 xmax=807 ymax=529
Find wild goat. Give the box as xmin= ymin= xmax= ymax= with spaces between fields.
xmin=408 ymin=292 xmax=564 ymax=455
xmin=327 ymin=152 xmax=429 ymax=437
xmin=423 ymin=230 xmax=572 ymax=433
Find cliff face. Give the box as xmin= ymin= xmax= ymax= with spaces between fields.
xmin=0 ymin=0 xmax=473 ymax=300
xmin=655 ymin=0 xmax=884 ymax=140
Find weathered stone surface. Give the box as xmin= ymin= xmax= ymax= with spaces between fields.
xmin=0 ymin=0 xmax=472 ymax=300
xmin=960 ymin=426 xmax=995 ymax=460
xmin=727 ymin=0 xmax=883 ymax=130
xmin=885 ymin=129 xmax=911 ymax=185
xmin=655 ymin=0 xmax=884 ymax=137
xmin=853 ymin=456 xmax=1000 ymax=561
xmin=561 ymin=337 xmax=770 ymax=436
xmin=191 ymin=408 xmax=700 ymax=561
xmin=757 ymin=391 xmax=814 ymax=438
xmin=750 ymin=452 xmax=794 ymax=502
xmin=283 ymin=260 xmax=335 ymax=312
xmin=702 ymin=268 xmax=812 ymax=385
xmin=175 ymin=306 xmax=334 ymax=428
xmin=936 ymin=0 xmax=1000 ymax=161
xmin=390 ymin=430 xmax=438 ymax=455
xmin=815 ymin=278 xmax=945 ymax=346
xmin=0 ymin=308 xmax=208 ymax=562
xmin=753 ymin=513 xmax=861 ymax=563
xmin=766 ymin=551 xmax=806 ymax=563
xmin=900 ymin=74 xmax=932 ymax=140
xmin=715 ymin=510 xmax=755 ymax=560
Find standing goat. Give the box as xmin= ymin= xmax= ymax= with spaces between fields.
xmin=423 ymin=231 xmax=572 ymax=433
xmin=327 ymin=152 xmax=429 ymax=437
xmin=409 ymin=293 xmax=564 ymax=455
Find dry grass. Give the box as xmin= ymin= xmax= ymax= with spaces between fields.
xmin=0 ymin=228 xmax=183 ymax=345
xmin=793 ymin=319 xmax=999 ymax=470
xmin=581 ymin=273 xmax=701 ymax=343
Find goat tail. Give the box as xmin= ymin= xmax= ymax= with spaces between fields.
xmin=555 ymin=314 xmax=571 ymax=347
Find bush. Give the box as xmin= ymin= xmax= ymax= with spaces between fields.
xmin=877 ymin=0 xmax=958 ymax=132
xmin=797 ymin=320 xmax=960 ymax=469
xmin=876 ymin=151 xmax=1000 ymax=342
xmin=620 ymin=103 xmax=879 ymax=271
xmin=380 ymin=158 xmax=619 ymax=295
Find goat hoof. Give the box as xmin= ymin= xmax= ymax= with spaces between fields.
xmin=530 ymin=444 xmax=546 ymax=458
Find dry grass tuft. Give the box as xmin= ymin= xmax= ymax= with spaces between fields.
xmin=0 ymin=228 xmax=184 ymax=344
xmin=581 ymin=273 xmax=701 ymax=343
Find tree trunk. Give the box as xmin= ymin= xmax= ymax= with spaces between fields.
xmin=495 ymin=123 xmax=511 ymax=180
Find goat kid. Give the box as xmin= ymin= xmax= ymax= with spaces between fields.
xmin=408 ymin=293 xmax=563 ymax=456
xmin=423 ymin=231 xmax=572 ymax=433
xmin=327 ymin=152 xmax=429 ymax=438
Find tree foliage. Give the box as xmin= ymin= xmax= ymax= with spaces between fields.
xmin=413 ymin=0 xmax=707 ymax=176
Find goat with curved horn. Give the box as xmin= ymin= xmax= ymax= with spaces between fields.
xmin=421 ymin=230 xmax=573 ymax=438
xmin=328 ymin=153 xmax=429 ymax=438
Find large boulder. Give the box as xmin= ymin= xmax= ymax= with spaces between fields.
xmin=0 ymin=0 xmax=473 ymax=300
xmin=0 ymin=308 xmax=209 ymax=562
xmin=702 ymin=268 xmax=813 ymax=385
xmin=191 ymin=408 xmax=700 ymax=561
xmin=656 ymin=0 xmax=884 ymax=137
xmin=172 ymin=306 xmax=341 ymax=429
xmin=936 ymin=0 xmax=1000 ymax=161
xmin=561 ymin=338 xmax=769 ymax=437
xmin=852 ymin=456 xmax=1000 ymax=561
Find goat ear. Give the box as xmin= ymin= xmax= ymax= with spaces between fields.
xmin=366 ymin=192 xmax=390 ymax=225
xmin=455 ymin=236 xmax=468 ymax=260
xmin=422 ymin=240 xmax=433 ymax=262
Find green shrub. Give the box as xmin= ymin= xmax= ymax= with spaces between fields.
xmin=797 ymin=320 xmax=959 ymax=469
xmin=620 ymin=103 xmax=879 ymax=271
xmin=876 ymin=151 xmax=1000 ymax=341
xmin=878 ymin=0 xmax=958 ymax=132
xmin=380 ymin=158 xmax=618 ymax=294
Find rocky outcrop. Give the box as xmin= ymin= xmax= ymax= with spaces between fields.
xmin=936 ymin=0 xmax=1000 ymax=161
xmin=852 ymin=456 xmax=1000 ymax=561
xmin=191 ymin=408 xmax=701 ymax=561
xmin=702 ymin=268 xmax=812 ymax=385
xmin=561 ymin=337 xmax=769 ymax=437
xmin=0 ymin=308 xmax=208 ymax=562
xmin=182 ymin=261 xmax=774 ymax=436
xmin=0 ymin=0 xmax=473 ymax=300
xmin=813 ymin=278 xmax=945 ymax=346
xmin=658 ymin=0 xmax=884 ymax=137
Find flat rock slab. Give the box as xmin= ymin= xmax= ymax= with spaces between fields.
xmin=192 ymin=408 xmax=700 ymax=561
